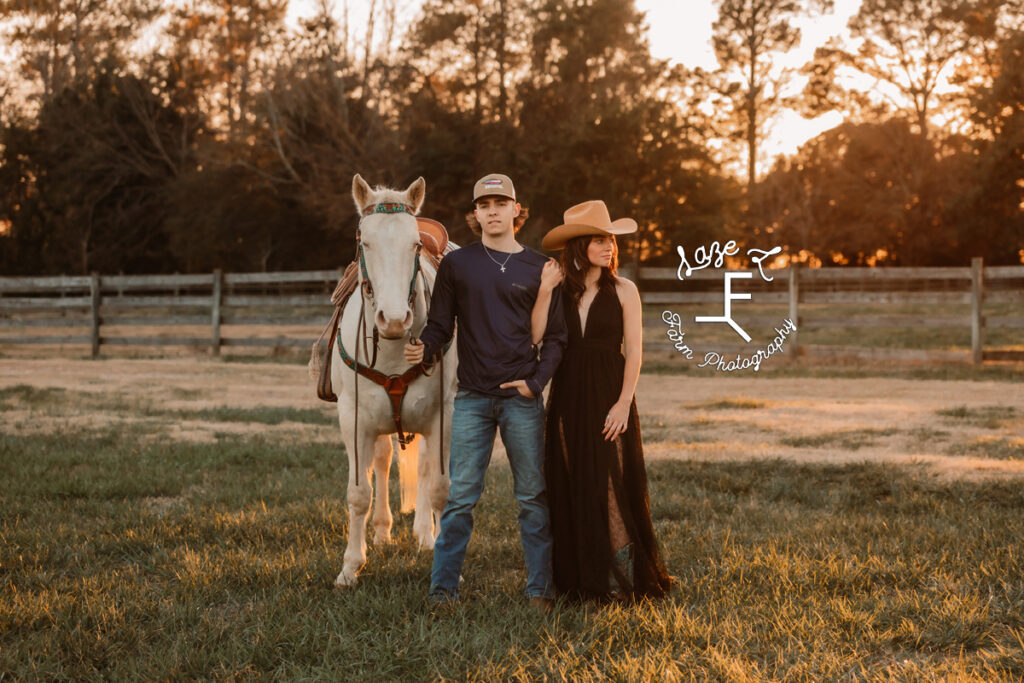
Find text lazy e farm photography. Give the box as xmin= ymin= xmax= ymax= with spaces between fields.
xmin=2 ymin=0 xmax=1024 ymax=680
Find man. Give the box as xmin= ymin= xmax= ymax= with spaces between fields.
xmin=404 ymin=173 xmax=567 ymax=611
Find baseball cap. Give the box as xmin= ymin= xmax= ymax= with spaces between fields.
xmin=473 ymin=173 xmax=516 ymax=202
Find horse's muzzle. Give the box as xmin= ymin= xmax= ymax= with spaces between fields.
xmin=376 ymin=308 xmax=413 ymax=339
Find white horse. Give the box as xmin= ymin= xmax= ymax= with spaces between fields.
xmin=332 ymin=174 xmax=457 ymax=587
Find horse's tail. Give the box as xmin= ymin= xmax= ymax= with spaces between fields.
xmin=397 ymin=434 xmax=418 ymax=514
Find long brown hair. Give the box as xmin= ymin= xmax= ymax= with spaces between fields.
xmin=559 ymin=235 xmax=619 ymax=306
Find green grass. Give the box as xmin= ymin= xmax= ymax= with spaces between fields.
xmin=0 ymin=384 xmax=67 ymax=407
xmin=936 ymin=406 xmax=1020 ymax=429
xmin=907 ymin=427 xmax=953 ymax=444
xmin=947 ymin=437 xmax=1024 ymax=460
xmin=0 ymin=384 xmax=335 ymax=426
xmin=171 ymin=406 xmax=336 ymax=426
xmin=2 ymin=428 xmax=1024 ymax=679
xmin=780 ymin=428 xmax=901 ymax=451
xmin=685 ymin=398 xmax=766 ymax=410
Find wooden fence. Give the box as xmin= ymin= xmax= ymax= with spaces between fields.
xmin=0 ymin=269 xmax=343 ymax=356
xmin=629 ymin=257 xmax=1024 ymax=364
xmin=0 ymin=258 xmax=1021 ymax=364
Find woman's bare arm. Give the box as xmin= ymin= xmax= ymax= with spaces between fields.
xmin=617 ymin=277 xmax=643 ymax=405
xmin=602 ymin=277 xmax=642 ymax=440
xmin=531 ymin=260 xmax=563 ymax=345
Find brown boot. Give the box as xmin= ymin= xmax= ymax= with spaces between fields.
xmin=529 ymin=596 xmax=553 ymax=613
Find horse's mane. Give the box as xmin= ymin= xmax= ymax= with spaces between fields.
xmin=367 ymin=186 xmax=410 ymax=207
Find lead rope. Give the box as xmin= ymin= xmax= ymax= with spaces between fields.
xmin=356 ymin=235 xmax=379 ymax=370
xmin=413 ymin=263 xmax=445 ymax=478
xmin=353 ymin=237 xmax=363 ymax=488
xmin=353 ymin=294 xmax=364 ymax=487
xmin=439 ymin=350 xmax=445 ymax=477
xmin=419 ymin=264 xmax=444 ymax=479
xmin=427 ymin=267 xmax=445 ymax=477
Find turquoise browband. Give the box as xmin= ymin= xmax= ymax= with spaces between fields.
xmin=362 ymin=202 xmax=414 ymax=217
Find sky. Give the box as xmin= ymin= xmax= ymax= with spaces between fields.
xmin=288 ymin=0 xmax=865 ymax=167
xmin=640 ymin=0 xmax=863 ymax=162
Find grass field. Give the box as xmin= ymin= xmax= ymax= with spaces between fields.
xmin=3 ymin=373 xmax=1024 ymax=680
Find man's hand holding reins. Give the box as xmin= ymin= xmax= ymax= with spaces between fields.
xmin=404 ymin=338 xmax=424 ymax=364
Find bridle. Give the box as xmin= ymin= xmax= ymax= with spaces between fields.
xmin=356 ymin=201 xmax=422 ymax=315
xmin=351 ymin=201 xmax=422 ymax=366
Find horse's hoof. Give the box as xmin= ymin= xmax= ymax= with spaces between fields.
xmin=373 ymin=527 xmax=394 ymax=545
xmin=334 ymin=569 xmax=358 ymax=588
xmin=415 ymin=533 xmax=435 ymax=551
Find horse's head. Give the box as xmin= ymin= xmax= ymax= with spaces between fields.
xmin=352 ymin=174 xmax=426 ymax=340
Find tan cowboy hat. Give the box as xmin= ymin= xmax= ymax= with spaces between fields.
xmin=541 ymin=200 xmax=638 ymax=250
xmin=416 ymin=217 xmax=449 ymax=258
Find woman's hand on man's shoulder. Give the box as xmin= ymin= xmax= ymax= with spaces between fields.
xmin=539 ymin=259 xmax=564 ymax=292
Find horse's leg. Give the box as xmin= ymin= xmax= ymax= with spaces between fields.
xmin=416 ymin=406 xmax=451 ymax=549
xmin=413 ymin=427 xmax=437 ymax=549
xmin=371 ymin=434 xmax=395 ymax=544
xmin=336 ymin=424 xmax=374 ymax=588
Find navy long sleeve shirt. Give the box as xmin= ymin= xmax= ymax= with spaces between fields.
xmin=419 ymin=241 xmax=567 ymax=398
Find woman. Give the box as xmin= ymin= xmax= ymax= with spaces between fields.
xmin=532 ymin=200 xmax=673 ymax=601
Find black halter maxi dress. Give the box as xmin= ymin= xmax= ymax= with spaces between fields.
xmin=544 ymin=282 xmax=673 ymax=600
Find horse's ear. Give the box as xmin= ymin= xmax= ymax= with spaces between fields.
xmin=352 ymin=174 xmax=373 ymax=212
xmin=405 ymin=176 xmax=426 ymax=214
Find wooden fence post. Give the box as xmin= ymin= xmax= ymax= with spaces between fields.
xmin=89 ymin=272 xmax=101 ymax=358
xmin=633 ymin=234 xmax=642 ymax=283
xmin=211 ymin=268 xmax=223 ymax=356
xmin=971 ymin=257 xmax=984 ymax=365
xmin=788 ymin=263 xmax=800 ymax=360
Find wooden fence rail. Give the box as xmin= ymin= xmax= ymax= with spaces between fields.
xmin=0 ymin=268 xmax=343 ymax=357
xmin=1 ymin=259 xmax=1021 ymax=364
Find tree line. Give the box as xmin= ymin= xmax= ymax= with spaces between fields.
xmin=0 ymin=0 xmax=1021 ymax=275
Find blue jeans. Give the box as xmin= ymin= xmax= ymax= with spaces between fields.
xmin=429 ymin=389 xmax=553 ymax=601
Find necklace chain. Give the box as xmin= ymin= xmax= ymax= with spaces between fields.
xmin=482 ymin=243 xmax=515 ymax=273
